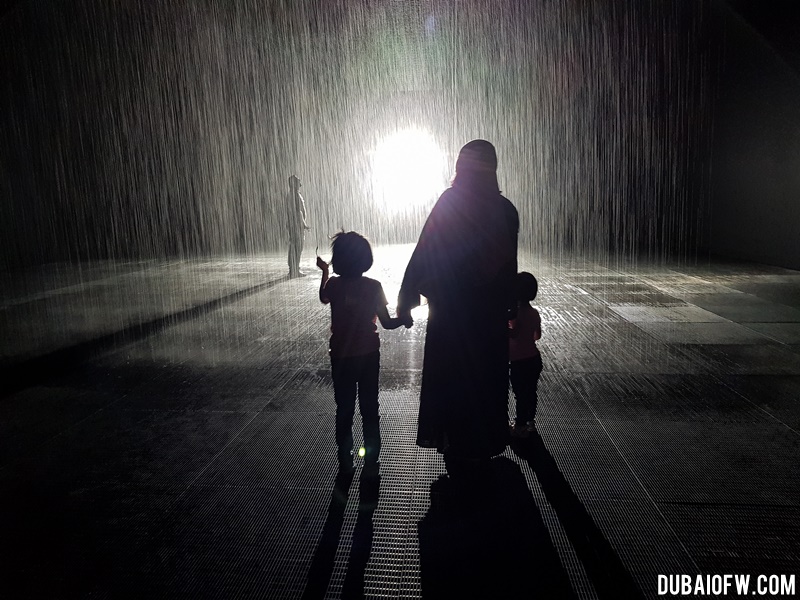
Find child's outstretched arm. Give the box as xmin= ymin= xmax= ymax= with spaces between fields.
xmin=377 ymin=304 xmax=408 ymax=330
xmin=317 ymin=256 xmax=330 ymax=304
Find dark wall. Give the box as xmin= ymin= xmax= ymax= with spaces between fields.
xmin=709 ymin=1 xmax=800 ymax=269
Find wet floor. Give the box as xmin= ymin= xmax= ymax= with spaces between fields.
xmin=1 ymin=246 xmax=799 ymax=599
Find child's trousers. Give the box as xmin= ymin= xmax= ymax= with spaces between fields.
xmin=510 ymin=354 xmax=543 ymax=424
xmin=331 ymin=350 xmax=381 ymax=465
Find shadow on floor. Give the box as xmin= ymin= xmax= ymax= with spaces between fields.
xmin=302 ymin=472 xmax=380 ymax=599
xmin=1 ymin=275 xmax=289 ymax=398
xmin=418 ymin=456 xmax=575 ymax=599
xmin=513 ymin=430 xmax=643 ymax=599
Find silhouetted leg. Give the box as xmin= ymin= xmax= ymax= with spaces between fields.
xmin=510 ymin=361 xmax=522 ymax=423
xmin=288 ymin=238 xmax=297 ymax=275
xmin=358 ymin=351 xmax=381 ymax=470
xmin=510 ymin=359 xmax=532 ymax=424
xmin=297 ymin=236 xmax=304 ymax=271
xmin=331 ymin=356 xmax=357 ymax=470
xmin=530 ymin=354 xmax=543 ymax=420
xmin=511 ymin=355 xmax=543 ymax=424
xmin=288 ymin=236 xmax=302 ymax=276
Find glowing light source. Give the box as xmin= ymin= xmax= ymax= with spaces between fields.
xmin=370 ymin=129 xmax=448 ymax=213
xmin=358 ymin=447 xmax=366 ymax=457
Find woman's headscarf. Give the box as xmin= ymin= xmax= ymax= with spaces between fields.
xmin=399 ymin=139 xmax=516 ymax=308
xmin=452 ymin=139 xmax=500 ymax=195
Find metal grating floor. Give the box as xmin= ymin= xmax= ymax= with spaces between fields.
xmin=1 ymin=248 xmax=799 ymax=599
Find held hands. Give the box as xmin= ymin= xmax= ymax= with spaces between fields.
xmin=398 ymin=308 xmax=414 ymax=329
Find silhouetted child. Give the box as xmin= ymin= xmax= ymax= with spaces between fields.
xmin=317 ymin=231 xmax=406 ymax=476
xmin=509 ymin=272 xmax=542 ymax=438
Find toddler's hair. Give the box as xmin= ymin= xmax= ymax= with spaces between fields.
xmin=515 ymin=271 xmax=538 ymax=301
xmin=330 ymin=230 xmax=373 ymax=277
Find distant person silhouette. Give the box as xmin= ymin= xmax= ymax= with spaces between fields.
xmin=397 ymin=140 xmax=519 ymax=476
xmin=317 ymin=231 xmax=407 ymax=477
xmin=287 ymin=174 xmax=310 ymax=278
xmin=508 ymin=272 xmax=542 ymax=437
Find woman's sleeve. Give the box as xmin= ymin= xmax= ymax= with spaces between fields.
xmin=505 ymin=201 xmax=520 ymax=317
xmin=398 ymin=234 xmax=427 ymax=313
xmin=398 ymin=193 xmax=449 ymax=312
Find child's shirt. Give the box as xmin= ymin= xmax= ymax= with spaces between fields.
xmin=509 ymin=303 xmax=541 ymax=362
xmin=324 ymin=275 xmax=388 ymax=358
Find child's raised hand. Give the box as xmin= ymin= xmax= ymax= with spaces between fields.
xmin=316 ymin=255 xmax=329 ymax=271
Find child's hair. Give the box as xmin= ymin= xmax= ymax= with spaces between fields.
xmin=330 ymin=230 xmax=373 ymax=277
xmin=515 ymin=271 xmax=538 ymax=301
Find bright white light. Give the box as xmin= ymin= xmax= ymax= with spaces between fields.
xmin=370 ymin=129 xmax=448 ymax=213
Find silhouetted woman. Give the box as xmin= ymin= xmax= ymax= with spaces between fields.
xmin=398 ymin=140 xmax=519 ymax=475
